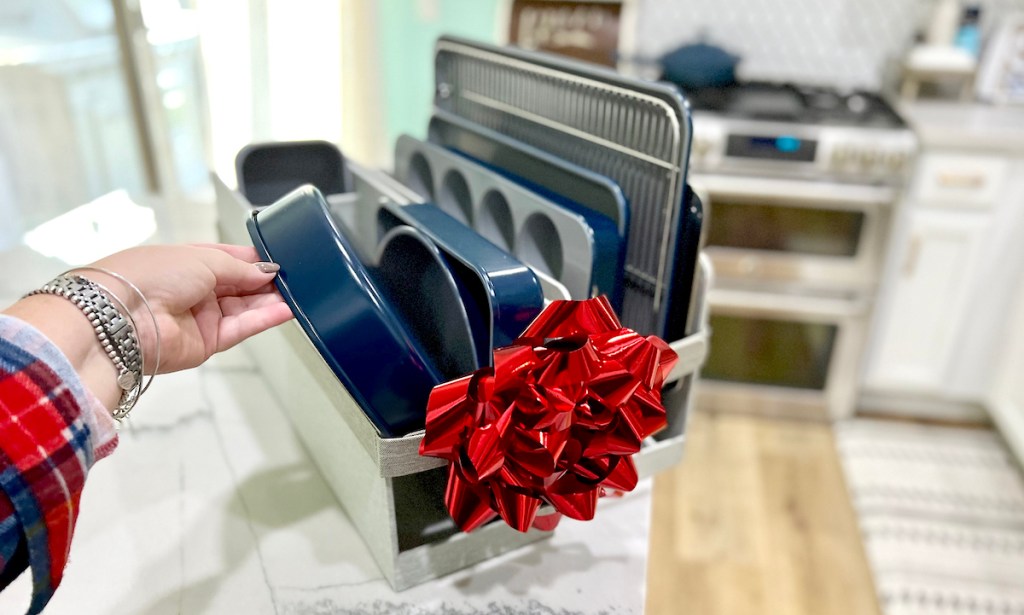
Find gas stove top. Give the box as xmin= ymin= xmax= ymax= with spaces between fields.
xmin=686 ymin=82 xmax=917 ymax=185
xmin=686 ymin=82 xmax=907 ymax=130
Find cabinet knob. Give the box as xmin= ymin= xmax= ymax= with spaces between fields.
xmin=902 ymin=236 xmax=922 ymax=277
xmin=937 ymin=172 xmax=985 ymax=189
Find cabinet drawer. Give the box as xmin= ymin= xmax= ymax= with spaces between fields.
xmin=910 ymin=153 xmax=1010 ymax=209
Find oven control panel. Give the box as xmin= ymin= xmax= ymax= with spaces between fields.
xmin=691 ymin=116 xmax=917 ymax=184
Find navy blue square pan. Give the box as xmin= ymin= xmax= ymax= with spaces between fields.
xmin=237 ymin=140 xmax=349 ymax=206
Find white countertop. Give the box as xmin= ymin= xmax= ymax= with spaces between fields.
xmin=0 ymin=341 xmax=652 ymax=615
xmin=897 ymin=100 xmax=1024 ymax=155
xmin=0 ymin=153 xmax=709 ymax=612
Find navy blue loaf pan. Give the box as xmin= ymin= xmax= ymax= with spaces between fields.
xmin=248 ymin=185 xmax=457 ymax=437
xmin=372 ymin=225 xmax=479 ymax=381
xmin=375 ymin=202 xmax=545 ymax=361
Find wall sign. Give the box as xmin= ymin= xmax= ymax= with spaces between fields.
xmin=509 ymin=1 xmax=622 ymax=67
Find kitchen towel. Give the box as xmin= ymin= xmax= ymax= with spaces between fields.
xmin=836 ymin=419 xmax=1024 ymax=615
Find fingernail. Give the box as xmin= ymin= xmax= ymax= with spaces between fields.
xmin=254 ymin=262 xmax=280 ymax=274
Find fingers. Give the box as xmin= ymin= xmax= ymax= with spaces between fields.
xmin=194 ymin=246 xmax=278 ymax=294
xmin=218 ymin=291 xmax=292 ymax=322
xmin=214 ymin=281 xmax=280 ymax=300
xmin=191 ymin=243 xmax=262 ymax=263
xmin=190 ymin=292 xmax=223 ymax=362
xmin=165 ymin=289 xmax=291 ymax=373
xmin=215 ymin=295 xmax=294 ymax=352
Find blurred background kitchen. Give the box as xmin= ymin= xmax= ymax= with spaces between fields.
xmin=2 ymin=0 xmax=1023 ymax=613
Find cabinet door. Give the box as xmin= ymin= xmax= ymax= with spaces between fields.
xmin=989 ymin=279 xmax=1024 ymax=463
xmin=865 ymin=209 xmax=988 ymax=391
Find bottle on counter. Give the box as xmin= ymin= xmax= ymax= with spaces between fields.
xmin=954 ymin=5 xmax=982 ymax=57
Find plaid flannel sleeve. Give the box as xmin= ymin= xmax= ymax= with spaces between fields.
xmin=0 ymin=315 xmax=118 ymax=614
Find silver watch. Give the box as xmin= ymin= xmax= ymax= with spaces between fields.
xmin=28 ymin=274 xmax=144 ymax=418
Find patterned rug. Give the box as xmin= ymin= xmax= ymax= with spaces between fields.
xmin=835 ymin=419 xmax=1024 ymax=615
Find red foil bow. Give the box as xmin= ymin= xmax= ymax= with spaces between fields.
xmin=419 ymin=296 xmax=678 ymax=533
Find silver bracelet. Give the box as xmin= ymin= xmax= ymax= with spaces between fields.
xmin=72 ymin=266 xmax=161 ymax=396
xmin=27 ymin=274 xmax=148 ymax=420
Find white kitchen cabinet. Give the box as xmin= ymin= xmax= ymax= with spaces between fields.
xmin=911 ymin=152 xmax=1010 ymax=209
xmin=864 ymin=208 xmax=988 ymax=392
xmin=861 ymin=143 xmax=1024 ymax=419
xmin=990 ymin=278 xmax=1024 ymax=463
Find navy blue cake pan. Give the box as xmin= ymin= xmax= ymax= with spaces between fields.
xmin=247 ymin=185 xmax=456 ymax=437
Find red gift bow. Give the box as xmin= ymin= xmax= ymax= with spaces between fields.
xmin=418 ymin=296 xmax=678 ymax=533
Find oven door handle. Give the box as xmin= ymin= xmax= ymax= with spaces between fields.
xmin=709 ymin=288 xmax=869 ymax=320
xmin=697 ymin=174 xmax=896 ymax=208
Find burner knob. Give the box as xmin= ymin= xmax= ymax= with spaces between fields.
xmin=862 ymin=149 xmax=879 ymax=169
xmin=692 ymin=138 xmax=712 ymax=161
xmin=831 ymin=146 xmax=849 ymax=169
xmin=846 ymin=94 xmax=868 ymax=114
xmin=888 ymin=151 xmax=908 ymax=172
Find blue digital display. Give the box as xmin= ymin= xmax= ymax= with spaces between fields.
xmin=775 ymin=136 xmax=801 ymax=152
xmin=726 ymin=134 xmax=817 ymax=162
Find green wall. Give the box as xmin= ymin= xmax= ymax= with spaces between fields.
xmin=375 ymin=0 xmax=502 ymax=153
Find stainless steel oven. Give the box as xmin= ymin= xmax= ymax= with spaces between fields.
xmin=681 ymin=82 xmax=915 ymax=420
xmin=700 ymin=174 xmax=896 ymax=293
xmin=697 ymin=287 xmax=869 ymax=420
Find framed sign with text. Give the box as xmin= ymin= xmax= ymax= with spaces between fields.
xmin=509 ymin=0 xmax=623 ymax=67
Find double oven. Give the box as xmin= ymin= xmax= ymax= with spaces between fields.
xmin=686 ymin=84 xmax=916 ymax=420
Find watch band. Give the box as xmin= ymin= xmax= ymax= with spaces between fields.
xmin=27 ymin=274 xmax=144 ymax=419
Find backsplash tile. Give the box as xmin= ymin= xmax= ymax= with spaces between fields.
xmin=630 ymin=0 xmax=1024 ymax=90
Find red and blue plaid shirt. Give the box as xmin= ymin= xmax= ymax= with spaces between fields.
xmin=0 ymin=315 xmax=118 ymax=614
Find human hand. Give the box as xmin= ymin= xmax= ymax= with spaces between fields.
xmin=84 ymin=243 xmax=293 ymax=374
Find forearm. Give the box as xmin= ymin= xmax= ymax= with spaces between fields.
xmin=0 ymin=243 xmax=285 ymax=612
xmin=2 ymin=295 xmax=122 ymax=410
xmin=0 ymin=313 xmax=118 ymax=613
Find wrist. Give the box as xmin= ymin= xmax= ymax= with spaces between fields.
xmin=69 ymin=266 xmax=160 ymax=374
xmin=2 ymin=294 xmax=123 ymax=409
xmin=13 ymin=270 xmax=154 ymax=419
xmin=69 ymin=268 xmax=142 ymax=313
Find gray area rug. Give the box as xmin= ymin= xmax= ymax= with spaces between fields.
xmin=836 ymin=419 xmax=1024 ymax=615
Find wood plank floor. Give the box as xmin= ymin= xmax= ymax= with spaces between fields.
xmin=646 ymin=410 xmax=880 ymax=615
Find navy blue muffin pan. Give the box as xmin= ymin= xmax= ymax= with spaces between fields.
xmin=393 ymin=135 xmax=622 ymax=313
xmin=428 ymin=112 xmax=629 ymax=238
xmin=427 ymin=112 xmax=630 ymax=311
xmin=248 ymin=186 xmax=476 ymax=437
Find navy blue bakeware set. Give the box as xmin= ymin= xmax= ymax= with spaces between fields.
xmin=241 ymin=37 xmax=703 ymax=438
